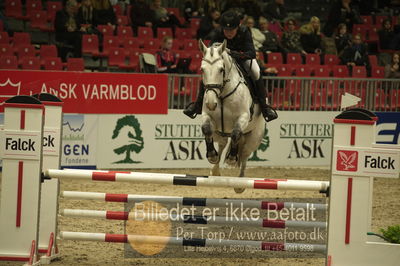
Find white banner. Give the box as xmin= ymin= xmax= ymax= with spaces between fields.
xmin=60 ymin=114 xmax=98 ymax=168
xmin=96 ymin=110 xmax=340 ymax=169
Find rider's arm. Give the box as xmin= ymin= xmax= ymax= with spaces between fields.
xmin=241 ymin=28 xmax=257 ymax=59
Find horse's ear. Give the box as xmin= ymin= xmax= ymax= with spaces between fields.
xmin=219 ymin=39 xmax=227 ymax=55
xmin=199 ymin=39 xmax=207 ymax=54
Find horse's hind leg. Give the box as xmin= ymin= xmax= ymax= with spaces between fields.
xmin=211 ymin=138 xmax=228 ymax=176
xmin=202 ymin=119 xmax=219 ymax=164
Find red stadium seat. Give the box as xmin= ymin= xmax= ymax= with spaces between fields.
xmin=5 ymin=0 xmax=23 ymax=19
xmin=267 ymin=52 xmax=283 ymax=64
xmin=361 ymin=15 xmax=373 ymax=25
xmin=314 ymin=65 xmax=331 ymax=77
xmin=137 ymin=26 xmax=153 ymax=39
xmin=375 ymin=15 xmax=388 ymax=26
xmin=12 ymin=32 xmax=31 ymax=47
xmin=350 ymin=66 xmax=367 ymax=107
xmin=183 ymin=39 xmax=198 ymax=50
xmin=20 ymin=56 xmax=41 ymax=70
xmin=117 ymin=15 xmax=129 ymax=26
xmin=276 ymin=64 xmax=293 ymax=76
xmin=46 ymin=1 xmax=62 ymax=21
xmin=293 ymin=65 xmax=312 ymax=77
xmin=324 ymin=54 xmax=339 ymax=66
xmin=43 ymin=57 xmax=63 ymax=70
xmin=157 ymin=27 xmax=173 ymax=39
xmin=0 ymin=55 xmax=18 ymax=69
xmin=102 ymin=36 xmax=120 ymax=56
xmin=39 ymin=44 xmax=57 ymax=65
xmin=107 ymin=47 xmax=127 ymax=70
xmin=82 ymin=34 xmax=100 ymax=56
xmin=368 ymin=55 xmax=378 ymax=67
xmin=121 ymin=37 xmax=140 ymax=55
xmin=332 ymin=65 xmax=349 ymax=77
xmin=66 ymin=58 xmax=84 ymax=71
xmin=370 ymin=66 xmax=385 ymax=78
xmin=97 ymin=25 xmax=115 ymax=36
xmin=16 ymin=44 xmax=36 ymax=64
xmin=26 ymin=0 xmax=42 ymax=11
xmin=305 ymin=53 xmax=320 ymax=65
xmin=143 ymin=38 xmax=160 ymax=50
xmin=117 ymin=26 xmax=133 ymax=38
xmin=286 ymin=53 xmax=302 ymax=65
xmin=175 ymin=28 xmax=192 ymax=40
xmin=0 ymin=21 xmax=3 ymax=31
xmin=165 ymin=7 xmax=180 ymax=17
xmin=30 ymin=11 xmax=53 ymax=31
xmin=112 ymin=4 xmax=123 ymax=16
xmin=352 ymin=66 xmax=367 ymax=78
xmin=0 ymin=32 xmax=10 ymax=44
xmin=0 ymin=44 xmax=14 ymax=56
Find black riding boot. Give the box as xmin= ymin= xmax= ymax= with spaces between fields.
xmin=255 ymin=78 xmax=278 ymax=122
xmin=183 ymin=83 xmax=205 ymax=119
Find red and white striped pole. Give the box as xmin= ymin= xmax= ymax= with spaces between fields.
xmin=61 ymin=191 xmax=328 ymax=211
xmin=46 ymin=170 xmax=329 ymax=192
xmin=59 ymin=231 xmax=327 ymax=253
xmin=60 ymin=209 xmax=327 ymax=229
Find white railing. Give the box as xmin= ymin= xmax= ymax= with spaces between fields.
xmin=168 ymin=74 xmax=400 ymax=112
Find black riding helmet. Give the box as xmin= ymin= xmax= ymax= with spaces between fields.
xmin=220 ymin=10 xmax=241 ymax=30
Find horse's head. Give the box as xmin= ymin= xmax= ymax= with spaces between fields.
xmin=199 ymin=39 xmax=227 ymax=111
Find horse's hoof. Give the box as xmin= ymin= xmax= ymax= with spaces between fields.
xmin=225 ymin=155 xmax=238 ymax=166
xmin=207 ymin=151 xmax=219 ymax=164
xmin=207 ymin=156 xmax=219 ymax=164
xmin=234 ymin=188 xmax=245 ymax=193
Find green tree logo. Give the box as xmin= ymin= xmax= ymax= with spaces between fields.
xmin=249 ymin=125 xmax=269 ymax=161
xmin=112 ymin=115 xmax=144 ymax=164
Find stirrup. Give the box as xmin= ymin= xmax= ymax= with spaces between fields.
xmin=183 ymin=102 xmax=198 ymax=119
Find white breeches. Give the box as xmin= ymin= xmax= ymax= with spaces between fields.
xmin=244 ymin=59 xmax=260 ymax=80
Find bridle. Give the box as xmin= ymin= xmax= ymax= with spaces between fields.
xmin=202 ymin=54 xmax=235 ymax=97
xmin=202 ymin=52 xmax=244 ymax=135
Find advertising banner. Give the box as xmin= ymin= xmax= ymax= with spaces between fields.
xmin=375 ymin=112 xmax=400 ymax=145
xmin=96 ymin=110 xmax=340 ymax=169
xmin=0 ymin=70 xmax=168 ymax=114
xmin=60 ymin=114 xmax=97 ymax=169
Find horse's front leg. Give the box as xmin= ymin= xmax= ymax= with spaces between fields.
xmin=202 ymin=115 xmax=219 ymax=164
xmin=226 ymin=113 xmax=249 ymax=166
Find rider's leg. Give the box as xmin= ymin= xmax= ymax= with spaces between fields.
xmin=183 ymin=82 xmax=205 ymax=119
xmin=244 ymin=59 xmax=278 ymax=122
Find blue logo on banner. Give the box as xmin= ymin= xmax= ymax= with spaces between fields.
xmin=376 ymin=112 xmax=400 ymax=144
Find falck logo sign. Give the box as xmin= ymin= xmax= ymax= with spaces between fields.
xmin=337 ymin=150 xmax=358 ymax=171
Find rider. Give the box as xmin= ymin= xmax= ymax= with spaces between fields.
xmin=183 ymin=10 xmax=278 ymax=122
